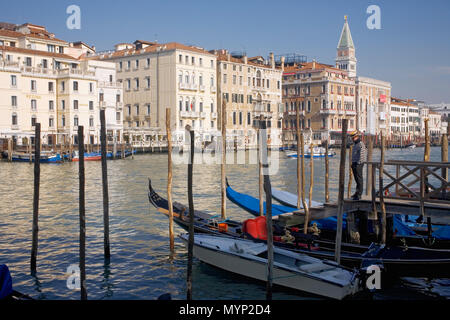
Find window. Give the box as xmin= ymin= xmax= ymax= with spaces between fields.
xmin=48 ymin=82 xmax=54 ymax=92
xmin=73 ymin=100 xmax=79 ymax=110
xmin=185 ymin=56 xmax=189 ymax=64
xmin=135 ymin=105 xmax=139 ymax=115
xmin=192 ymin=57 xmax=195 ymax=65
xmin=73 ymin=81 xmax=79 ymax=92
xmin=11 ymin=96 xmax=17 ymax=107
xmin=199 ymin=102 xmax=203 ymax=112
xmin=239 ymin=112 xmax=242 ymax=125
xmin=26 ymin=57 xmax=32 ymax=67
xmin=42 ymin=59 xmax=48 ymax=69
xmin=31 ymin=100 xmax=37 ymax=110
xmin=89 ymin=83 xmax=94 ymax=93
xmin=49 ymin=117 xmax=54 ymax=128
xmin=146 ymin=58 xmax=150 ymax=68
xmin=116 ymin=94 xmax=121 ymax=103
xmin=116 ymin=112 xmax=121 ymax=121
xmin=62 ymin=115 xmax=66 ymax=127
xmin=146 ymin=77 xmax=150 ymax=89
xmin=99 ymin=93 xmax=104 ymax=102
xmin=223 ymin=74 xmax=227 ymax=84
xmin=211 ymin=103 xmax=214 ymax=113
xmin=12 ymin=113 xmax=17 ymax=126
xmin=11 ymin=75 xmax=17 ymax=87
xmin=74 ymin=116 xmax=79 ymax=127
xmin=47 ymin=44 xmax=55 ymax=52
xmin=31 ymin=80 xmax=37 ymax=91
xmin=61 ymin=81 xmax=65 ymax=92
xmin=247 ymin=112 xmax=251 ymax=125
xmin=49 ymin=100 xmax=54 ymax=111
xmin=126 ymin=79 xmax=131 ymax=90
xmin=135 ymin=59 xmax=139 ymax=69
xmin=233 ymin=75 xmax=236 ymax=85
xmin=61 ymin=100 xmax=65 ymax=110
xmin=89 ymin=117 xmax=94 ymax=127
xmin=119 ymin=61 xmax=123 ymax=70
xmin=179 ymin=55 xmax=182 ymax=63
xmin=179 ymin=100 xmax=183 ymax=111
xmin=135 ymin=78 xmax=139 ymax=89
xmin=89 ymin=101 xmax=94 ymax=110
xmin=127 ymin=105 xmax=131 ymax=116
xmin=31 ymin=116 xmax=37 ymax=127
xmin=210 ymin=60 xmax=214 ymax=68
xmin=127 ymin=61 xmax=131 ymax=70
xmin=199 ymin=58 xmax=203 ymax=66
xmin=233 ymin=112 xmax=236 ymax=125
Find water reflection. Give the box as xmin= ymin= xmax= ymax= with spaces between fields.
xmin=0 ymin=147 xmax=448 ymax=300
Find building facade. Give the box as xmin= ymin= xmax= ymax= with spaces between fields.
xmin=213 ymin=50 xmax=283 ymax=149
xmin=0 ymin=23 xmax=122 ymax=146
xmin=98 ymin=41 xmax=218 ymax=147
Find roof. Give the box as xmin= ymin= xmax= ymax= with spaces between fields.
xmin=0 ymin=45 xmax=76 ymax=60
xmin=391 ymin=97 xmax=416 ymax=107
xmin=98 ymin=42 xmax=216 ymax=60
xmin=215 ymin=53 xmax=281 ymax=70
xmin=0 ymin=27 xmax=67 ymax=44
xmin=283 ymin=61 xmax=345 ymax=75
xmin=337 ymin=17 xmax=355 ymax=49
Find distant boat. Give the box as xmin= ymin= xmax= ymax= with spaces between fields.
xmin=405 ymin=144 xmax=416 ymax=150
xmin=2 ymin=151 xmax=62 ymax=163
xmin=71 ymin=151 xmax=102 ymax=162
xmin=179 ymin=233 xmax=363 ymax=300
xmin=285 ymin=146 xmax=335 ymax=159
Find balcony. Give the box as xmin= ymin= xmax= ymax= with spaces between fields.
xmin=116 ymin=102 xmax=123 ymax=110
xmin=0 ymin=61 xmax=20 ymax=72
xmin=287 ymin=110 xmax=305 ymax=117
xmin=319 ymin=108 xmax=338 ymax=115
xmin=180 ymin=111 xmax=200 ymax=118
xmin=21 ymin=66 xmax=58 ymax=77
xmin=99 ymin=81 xmax=122 ymax=89
xmin=99 ymin=101 xmax=107 ymax=110
xmin=199 ymin=112 xmax=207 ymax=118
xmin=199 ymin=85 xmax=205 ymax=92
xmin=11 ymin=125 xmax=19 ymax=130
xmin=211 ymin=86 xmax=217 ymax=93
xmin=345 ymin=110 xmax=357 ymax=116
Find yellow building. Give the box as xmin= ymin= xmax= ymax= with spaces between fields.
xmin=213 ymin=50 xmax=283 ymax=149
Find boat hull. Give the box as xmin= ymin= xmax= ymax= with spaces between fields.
xmin=180 ymin=235 xmax=360 ymax=300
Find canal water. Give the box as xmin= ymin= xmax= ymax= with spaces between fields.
xmin=0 ymin=147 xmax=449 ymax=300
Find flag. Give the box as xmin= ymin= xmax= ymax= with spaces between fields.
xmin=190 ymin=102 xmax=193 ymax=111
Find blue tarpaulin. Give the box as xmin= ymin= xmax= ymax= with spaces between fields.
xmin=0 ymin=265 xmax=13 ymax=300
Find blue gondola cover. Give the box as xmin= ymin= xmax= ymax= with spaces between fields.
xmin=0 ymin=265 xmax=13 ymax=299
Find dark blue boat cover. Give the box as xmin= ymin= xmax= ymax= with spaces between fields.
xmin=227 ymin=185 xmax=422 ymax=237
xmin=0 ymin=264 xmax=13 ymax=299
xmin=226 ymin=186 xmax=295 ymax=217
xmin=433 ymin=225 xmax=450 ymax=240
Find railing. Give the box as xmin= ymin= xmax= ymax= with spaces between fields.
xmin=98 ymin=81 xmax=122 ymax=88
xmin=368 ymin=160 xmax=450 ymax=206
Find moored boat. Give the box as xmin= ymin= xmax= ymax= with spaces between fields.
xmin=179 ymin=233 xmax=363 ymax=300
xmin=148 ymin=180 xmax=450 ymax=278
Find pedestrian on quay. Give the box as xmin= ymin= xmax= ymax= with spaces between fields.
xmin=350 ymin=131 xmax=367 ymax=200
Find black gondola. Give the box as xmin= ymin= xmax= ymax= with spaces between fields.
xmin=148 ymin=179 xmax=450 ymax=278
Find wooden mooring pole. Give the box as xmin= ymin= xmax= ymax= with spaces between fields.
xmin=296 ymin=104 xmax=301 ymax=209
xmin=221 ymin=100 xmax=227 ymax=220
xmin=308 ymin=142 xmax=314 ymax=221
xmin=442 ymin=133 xmax=448 ymax=199
xmin=334 ymin=119 xmax=348 ymax=264
xmin=258 ymin=115 xmax=264 ymax=216
xmin=186 ymin=126 xmax=195 ymax=300
xmin=78 ymin=126 xmax=87 ymax=300
xmin=100 ymin=109 xmax=111 ymax=259
xmin=300 ymin=133 xmax=309 ymax=234
xmin=380 ymin=133 xmax=387 ymax=244
xmin=325 ymin=141 xmax=329 ymax=203
xmin=166 ymin=108 xmax=175 ymax=251
xmin=423 ymin=119 xmax=432 ymax=239
xmin=366 ymin=135 xmax=373 ymax=197
xmin=30 ymin=123 xmax=40 ymax=273
xmin=260 ymin=119 xmax=273 ymax=301
xmin=347 ymin=145 xmax=353 ymax=198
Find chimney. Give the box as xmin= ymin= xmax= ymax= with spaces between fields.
xmin=312 ymin=59 xmax=316 ymax=70
xmin=281 ymin=56 xmax=285 ymax=71
xmin=227 ymin=52 xmax=231 ymax=61
xmin=270 ymin=52 xmax=275 ymax=69
xmin=244 ymin=55 xmax=248 ymax=64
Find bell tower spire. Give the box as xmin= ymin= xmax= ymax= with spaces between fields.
xmin=336 ymin=16 xmax=357 ymax=78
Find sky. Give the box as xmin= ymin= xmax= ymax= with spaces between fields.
xmin=1 ymin=0 xmax=450 ymax=103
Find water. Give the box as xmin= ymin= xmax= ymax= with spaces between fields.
xmin=0 ymin=147 xmax=448 ymax=300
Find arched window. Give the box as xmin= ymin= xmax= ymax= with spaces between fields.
xmin=256 ymin=70 xmax=261 ymax=87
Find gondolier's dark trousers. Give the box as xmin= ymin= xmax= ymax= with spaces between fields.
xmin=351 ymin=162 xmax=364 ymax=197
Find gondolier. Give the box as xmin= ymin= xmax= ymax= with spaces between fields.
xmin=350 ymin=131 xmax=367 ymax=200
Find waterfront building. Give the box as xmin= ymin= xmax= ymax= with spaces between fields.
xmin=97 ymin=41 xmax=218 ymax=147
xmin=0 ymin=22 xmax=122 ymax=146
xmin=389 ymin=97 xmax=420 ymax=143
xmin=355 ymin=77 xmax=391 ymax=136
xmin=212 ymin=50 xmax=283 ymax=149
xmin=282 ymin=60 xmax=357 ymax=146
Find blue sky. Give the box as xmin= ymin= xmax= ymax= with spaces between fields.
xmin=2 ymin=0 xmax=450 ymax=103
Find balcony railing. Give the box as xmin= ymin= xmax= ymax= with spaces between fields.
xmin=98 ymin=81 xmax=122 ymax=89
xmin=180 ymin=111 xmax=200 ymax=118
xmin=319 ymin=108 xmax=338 ymax=115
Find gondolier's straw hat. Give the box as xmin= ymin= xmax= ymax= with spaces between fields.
xmin=350 ymin=130 xmax=360 ymax=137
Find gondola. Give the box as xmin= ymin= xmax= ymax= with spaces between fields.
xmin=0 ymin=265 xmax=33 ymax=301
xmin=227 ymin=180 xmax=450 ymax=250
xmin=148 ymin=179 xmax=450 ymax=278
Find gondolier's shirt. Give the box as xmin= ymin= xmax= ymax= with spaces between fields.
xmin=352 ymin=141 xmax=367 ymax=165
